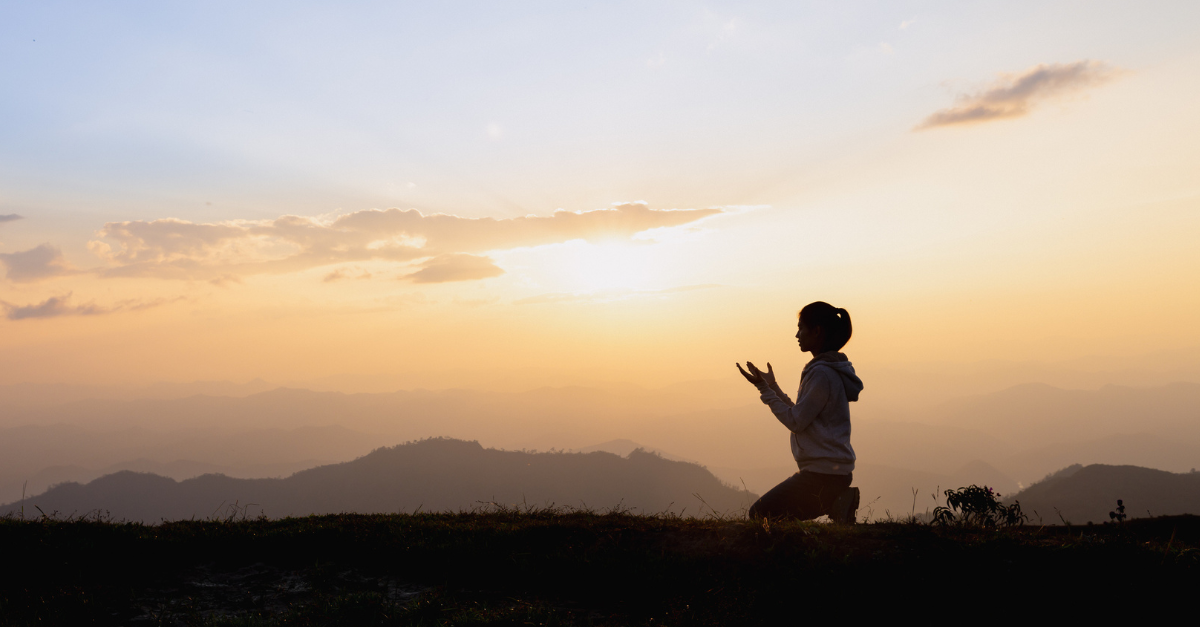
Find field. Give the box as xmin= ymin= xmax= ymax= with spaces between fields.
xmin=3 ymin=509 xmax=1197 ymax=625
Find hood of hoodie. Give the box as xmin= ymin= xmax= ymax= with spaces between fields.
xmin=803 ymin=352 xmax=864 ymax=402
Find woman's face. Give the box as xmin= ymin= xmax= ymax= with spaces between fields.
xmin=796 ymin=320 xmax=824 ymax=353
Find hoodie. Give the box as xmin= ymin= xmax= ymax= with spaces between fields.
xmin=754 ymin=351 xmax=863 ymax=475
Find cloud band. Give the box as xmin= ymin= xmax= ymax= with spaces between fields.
xmin=88 ymin=202 xmax=720 ymax=282
xmin=917 ymin=60 xmax=1120 ymax=129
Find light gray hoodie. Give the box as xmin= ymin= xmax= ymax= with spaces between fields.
xmin=755 ymin=352 xmax=863 ymax=475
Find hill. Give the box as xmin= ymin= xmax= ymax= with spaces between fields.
xmin=1009 ymin=464 xmax=1200 ymax=524
xmin=1 ymin=438 xmax=755 ymax=522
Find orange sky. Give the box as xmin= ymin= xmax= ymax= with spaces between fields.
xmin=3 ymin=4 xmax=1199 ymax=391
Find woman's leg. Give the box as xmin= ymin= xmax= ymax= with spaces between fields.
xmin=749 ymin=471 xmax=852 ymax=520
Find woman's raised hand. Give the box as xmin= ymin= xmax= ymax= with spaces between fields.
xmin=736 ymin=362 xmax=759 ymax=385
xmin=736 ymin=361 xmax=776 ymax=387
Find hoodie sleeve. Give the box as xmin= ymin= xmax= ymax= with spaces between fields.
xmin=756 ymin=367 xmax=832 ymax=435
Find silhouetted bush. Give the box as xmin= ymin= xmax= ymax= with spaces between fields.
xmin=932 ymin=485 xmax=1026 ymax=527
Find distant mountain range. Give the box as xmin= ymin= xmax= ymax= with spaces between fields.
xmin=0 ymin=424 xmax=379 ymax=503
xmin=1009 ymin=464 xmax=1200 ymax=525
xmin=4 ymin=379 xmax=1198 ymax=519
xmin=926 ymin=381 xmax=1200 ymax=443
xmin=6 ymin=381 xmax=1197 ymax=485
xmin=7 ymin=439 xmax=1198 ymax=526
xmin=1 ymin=438 xmax=755 ymax=523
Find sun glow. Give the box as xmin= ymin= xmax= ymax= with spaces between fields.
xmin=532 ymin=241 xmax=669 ymax=293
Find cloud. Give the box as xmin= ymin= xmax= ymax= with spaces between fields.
xmin=330 ymin=202 xmax=719 ymax=252
xmin=403 ymin=254 xmax=504 ymax=283
xmin=0 ymin=214 xmax=22 ymax=223
xmin=2 ymin=294 xmax=104 ymax=320
xmin=90 ymin=202 xmax=721 ymax=281
xmin=0 ymin=244 xmax=75 ymax=282
xmin=323 ymin=267 xmax=372 ymax=283
xmin=1 ymin=293 xmax=183 ymax=320
xmin=916 ymin=60 xmax=1121 ymax=129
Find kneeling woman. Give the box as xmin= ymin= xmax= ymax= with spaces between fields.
xmin=737 ymin=301 xmax=862 ymax=522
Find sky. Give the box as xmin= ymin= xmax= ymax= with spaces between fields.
xmin=2 ymin=1 xmax=1199 ymax=389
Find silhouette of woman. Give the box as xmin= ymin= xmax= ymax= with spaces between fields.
xmin=737 ymin=302 xmax=862 ymax=522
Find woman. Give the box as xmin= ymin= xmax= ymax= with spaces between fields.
xmin=736 ymin=301 xmax=862 ymax=523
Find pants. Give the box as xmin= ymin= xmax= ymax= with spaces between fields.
xmin=749 ymin=470 xmax=853 ymax=520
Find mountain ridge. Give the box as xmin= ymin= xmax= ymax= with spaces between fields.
xmin=1010 ymin=463 xmax=1200 ymax=524
xmin=2 ymin=437 xmax=755 ymax=523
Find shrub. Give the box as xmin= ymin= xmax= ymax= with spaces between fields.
xmin=931 ymin=485 xmax=1026 ymax=528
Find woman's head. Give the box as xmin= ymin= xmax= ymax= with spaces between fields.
xmin=797 ymin=302 xmax=853 ymax=353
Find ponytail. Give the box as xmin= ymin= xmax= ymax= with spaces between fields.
xmin=799 ymin=302 xmax=853 ymax=352
xmin=835 ymin=307 xmax=852 ymax=348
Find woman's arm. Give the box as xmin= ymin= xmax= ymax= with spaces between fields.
xmin=767 ymin=378 xmax=793 ymax=406
xmin=757 ymin=368 xmax=832 ymax=434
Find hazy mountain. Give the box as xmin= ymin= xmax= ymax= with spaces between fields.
xmin=861 ymin=348 xmax=1200 ymax=418
xmin=0 ymin=424 xmax=380 ymax=504
xmin=0 ymin=380 xmax=276 ymax=409
xmin=0 ymin=458 xmax=333 ymax=506
xmin=1009 ymin=464 xmax=1200 ymax=524
xmin=997 ymin=432 xmax=1200 ymax=483
xmin=4 ymin=379 xmax=1199 ymax=515
xmin=2 ymin=438 xmax=756 ymax=523
xmin=927 ymin=381 xmax=1200 ymax=443
xmin=0 ymin=386 xmax=704 ymax=444
xmin=0 ymin=424 xmax=377 ymax=469
xmin=0 ymin=385 xmax=1024 ymax=477
xmin=576 ymin=439 xmax=698 ymax=463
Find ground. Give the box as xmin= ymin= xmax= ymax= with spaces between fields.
xmin=3 ymin=509 xmax=1197 ymax=625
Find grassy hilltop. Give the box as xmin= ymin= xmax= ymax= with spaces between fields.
xmin=3 ymin=510 xmax=1198 ymax=625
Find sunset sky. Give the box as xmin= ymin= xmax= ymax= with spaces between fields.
xmin=2 ymin=1 xmax=1199 ymax=389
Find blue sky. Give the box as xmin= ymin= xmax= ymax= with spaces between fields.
xmin=6 ymin=1 xmax=1195 ymax=226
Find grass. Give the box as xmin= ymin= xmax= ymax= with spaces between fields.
xmin=2 ymin=507 xmax=1198 ymax=625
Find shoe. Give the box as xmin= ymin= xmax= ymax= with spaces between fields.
xmin=830 ymin=487 xmax=859 ymax=524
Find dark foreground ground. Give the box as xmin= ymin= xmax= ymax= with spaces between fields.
xmin=3 ymin=510 xmax=1198 ymax=625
